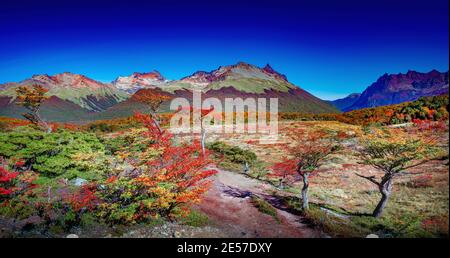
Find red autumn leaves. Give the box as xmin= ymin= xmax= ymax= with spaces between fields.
xmin=0 ymin=167 xmax=18 ymax=196
xmin=0 ymin=166 xmax=37 ymax=198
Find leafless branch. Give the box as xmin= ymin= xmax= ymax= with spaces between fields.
xmin=355 ymin=173 xmax=380 ymax=186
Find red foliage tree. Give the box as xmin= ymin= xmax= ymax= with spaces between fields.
xmin=62 ymin=184 xmax=98 ymax=213
xmin=280 ymin=130 xmax=337 ymax=210
xmin=0 ymin=166 xmax=37 ymax=202
xmin=135 ymin=138 xmax=217 ymax=217
xmin=270 ymin=158 xmax=297 ymax=188
xmin=103 ymin=112 xmax=217 ymax=221
xmin=293 ymin=132 xmax=336 ymax=210
xmin=15 ymin=84 xmax=51 ymax=133
xmin=0 ymin=167 xmax=18 ymax=197
xmin=135 ymin=112 xmax=216 ymax=213
xmin=132 ymin=89 xmax=173 ymax=133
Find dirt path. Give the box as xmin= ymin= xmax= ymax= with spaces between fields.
xmin=196 ymin=168 xmax=324 ymax=238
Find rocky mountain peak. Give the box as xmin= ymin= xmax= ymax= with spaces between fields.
xmin=262 ymin=63 xmax=288 ymax=81
xmin=131 ymin=70 xmax=165 ymax=80
xmin=112 ymin=70 xmax=167 ymax=94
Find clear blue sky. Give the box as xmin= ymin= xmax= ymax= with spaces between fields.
xmin=0 ymin=0 xmax=448 ymax=100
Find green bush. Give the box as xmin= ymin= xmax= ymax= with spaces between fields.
xmin=180 ymin=210 xmax=209 ymax=227
xmin=0 ymin=126 xmax=109 ymax=179
xmin=102 ymin=130 xmax=149 ymax=156
xmin=103 ymin=136 xmax=127 ymax=155
xmin=206 ymin=141 xmax=257 ymax=164
xmin=88 ymin=123 xmax=114 ymax=133
xmin=250 ymin=195 xmax=280 ymax=222
xmin=0 ymin=121 xmax=8 ymax=132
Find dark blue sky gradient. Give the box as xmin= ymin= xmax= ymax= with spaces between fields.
xmin=0 ymin=0 xmax=448 ymax=99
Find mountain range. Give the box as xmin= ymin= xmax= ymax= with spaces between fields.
xmin=328 ymin=93 xmax=361 ymax=111
xmin=0 ymin=62 xmax=338 ymax=122
xmin=0 ymin=72 xmax=128 ymax=112
xmin=331 ymin=70 xmax=449 ymax=111
xmin=0 ymin=63 xmax=448 ymax=123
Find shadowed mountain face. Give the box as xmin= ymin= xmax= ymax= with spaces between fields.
xmin=95 ymin=86 xmax=338 ymax=120
xmin=343 ymin=70 xmax=449 ymax=112
xmin=0 ymin=96 xmax=93 ymax=122
xmin=0 ymin=62 xmax=339 ymax=122
xmin=329 ymin=93 xmax=361 ymax=111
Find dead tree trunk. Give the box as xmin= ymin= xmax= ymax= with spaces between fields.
xmin=301 ymin=173 xmax=310 ymax=210
xmin=243 ymin=161 xmax=249 ymax=174
xmin=200 ymin=127 xmax=206 ymax=156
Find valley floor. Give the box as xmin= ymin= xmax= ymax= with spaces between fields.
xmin=196 ymin=167 xmax=323 ymax=238
xmin=1 ymin=120 xmax=448 ymax=238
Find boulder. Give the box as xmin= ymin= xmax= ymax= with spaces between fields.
xmin=72 ymin=178 xmax=87 ymax=186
